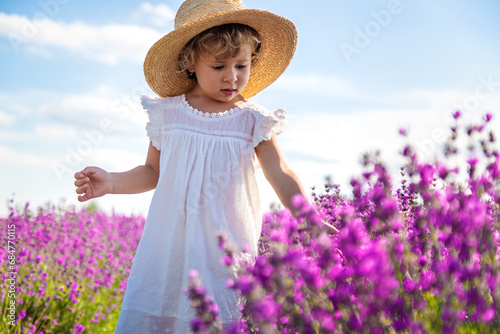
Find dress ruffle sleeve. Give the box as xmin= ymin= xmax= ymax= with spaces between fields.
xmin=141 ymin=95 xmax=163 ymax=150
xmin=251 ymin=107 xmax=286 ymax=148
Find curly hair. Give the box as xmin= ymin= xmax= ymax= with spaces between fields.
xmin=177 ymin=24 xmax=261 ymax=80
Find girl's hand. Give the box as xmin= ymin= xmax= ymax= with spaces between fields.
xmin=322 ymin=220 xmax=339 ymax=234
xmin=74 ymin=166 xmax=113 ymax=202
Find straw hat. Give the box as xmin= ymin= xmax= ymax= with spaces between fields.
xmin=143 ymin=0 xmax=297 ymax=98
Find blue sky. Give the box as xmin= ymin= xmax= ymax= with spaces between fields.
xmin=1 ymin=0 xmax=499 ymax=216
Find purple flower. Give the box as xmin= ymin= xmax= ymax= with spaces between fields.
xmin=403 ymin=276 xmax=416 ymax=294
xmin=232 ymin=275 xmax=253 ymax=295
xmin=347 ymin=313 xmax=362 ymax=331
xmin=482 ymin=306 xmax=495 ymax=322
xmin=252 ymin=296 xmax=280 ymax=323
xmin=73 ymin=324 xmax=85 ymax=334
xmin=220 ymin=255 xmax=233 ymax=266
xmin=190 ymin=318 xmax=205 ymax=332
xmin=419 ymin=271 xmax=435 ymax=291
xmin=418 ymin=255 xmax=428 ymax=268
xmin=311 ymin=308 xmax=336 ymax=331
xmin=298 ymin=261 xmax=325 ymax=289
xmin=17 ymin=310 xmax=26 ymax=319
xmin=186 ymin=270 xmax=223 ymax=333
xmin=189 ymin=269 xmax=199 ymax=279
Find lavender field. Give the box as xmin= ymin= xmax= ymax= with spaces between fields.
xmin=2 ymin=113 xmax=500 ymax=333
xmin=1 ymin=202 xmax=145 ymax=333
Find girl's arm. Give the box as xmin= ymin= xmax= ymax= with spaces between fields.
xmin=74 ymin=142 xmax=160 ymax=202
xmin=256 ymin=135 xmax=339 ymax=233
xmin=255 ymin=135 xmax=307 ymax=216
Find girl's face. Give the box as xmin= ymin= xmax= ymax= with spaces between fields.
xmin=189 ymin=44 xmax=252 ymax=104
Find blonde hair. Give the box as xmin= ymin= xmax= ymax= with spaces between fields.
xmin=178 ymin=24 xmax=261 ymax=79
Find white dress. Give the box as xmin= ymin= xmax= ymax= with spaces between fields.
xmin=114 ymin=94 xmax=285 ymax=333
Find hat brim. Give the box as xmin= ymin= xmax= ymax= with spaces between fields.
xmin=143 ymin=9 xmax=297 ymax=98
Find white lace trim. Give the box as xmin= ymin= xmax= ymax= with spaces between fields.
xmin=180 ymin=94 xmax=249 ymax=119
xmin=141 ymin=95 xmax=163 ymax=150
xmin=140 ymin=95 xmax=286 ymax=150
xmin=250 ymin=107 xmax=286 ymax=148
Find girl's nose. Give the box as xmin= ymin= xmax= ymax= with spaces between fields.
xmin=224 ymin=69 xmax=237 ymax=82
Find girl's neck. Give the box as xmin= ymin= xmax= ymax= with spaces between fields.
xmin=184 ymin=89 xmax=247 ymax=114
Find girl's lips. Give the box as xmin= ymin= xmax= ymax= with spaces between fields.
xmin=221 ymin=89 xmax=236 ymax=96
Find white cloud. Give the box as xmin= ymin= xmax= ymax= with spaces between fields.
xmin=59 ymin=94 xmax=116 ymax=116
xmin=388 ymin=87 xmax=500 ymax=124
xmin=84 ymin=147 xmax=145 ymax=171
xmin=51 ymin=146 xmax=147 ymax=186
xmin=0 ymin=87 xmax=152 ymax=172
xmin=5 ymin=101 xmax=32 ymax=116
xmin=0 ymin=12 xmax=164 ymax=64
xmin=133 ymin=2 xmax=176 ymax=29
xmin=34 ymin=123 xmax=78 ymax=141
xmin=0 ymin=110 xmax=16 ymax=125
xmin=0 ymin=86 xmax=148 ymax=129
xmin=273 ymin=74 xmax=357 ymax=98
xmin=53 ymin=91 xmax=148 ymax=131
xmin=24 ymin=43 xmax=53 ymax=58
xmin=0 ymin=143 xmax=54 ymax=169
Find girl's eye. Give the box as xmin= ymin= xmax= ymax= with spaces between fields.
xmin=237 ymin=64 xmax=247 ymax=69
xmin=212 ymin=66 xmax=224 ymax=70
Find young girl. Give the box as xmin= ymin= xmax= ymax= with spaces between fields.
xmin=74 ymin=0 xmax=308 ymax=332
